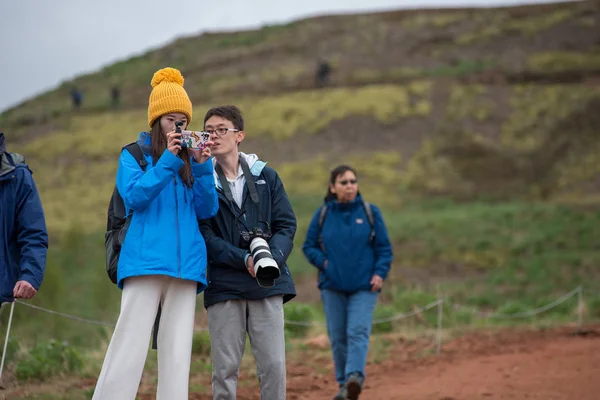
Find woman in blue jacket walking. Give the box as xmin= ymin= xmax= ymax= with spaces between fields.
xmin=303 ymin=165 xmax=393 ymax=400
xmin=92 ymin=68 xmax=218 ymax=400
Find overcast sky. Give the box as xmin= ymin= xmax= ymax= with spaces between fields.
xmin=0 ymin=0 xmax=572 ymax=112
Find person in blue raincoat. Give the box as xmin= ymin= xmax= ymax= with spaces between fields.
xmin=0 ymin=132 xmax=48 ymax=305
xmin=302 ymin=165 xmax=393 ymax=400
xmin=92 ymin=68 xmax=218 ymax=400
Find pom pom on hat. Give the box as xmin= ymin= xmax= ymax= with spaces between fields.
xmin=147 ymin=67 xmax=192 ymax=127
xmin=151 ymin=67 xmax=185 ymax=88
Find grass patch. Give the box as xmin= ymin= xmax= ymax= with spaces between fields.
xmin=284 ymin=303 xmax=317 ymax=338
xmin=191 ymin=331 xmax=212 ymax=357
xmin=528 ymin=51 xmax=600 ymax=73
xmin=15 ymin=340 xmax=84 ymax=382
xmin=457 ymin=7 xmax=578 ymax=45
xmin=501 ymin=85 xmax=598 ymax=151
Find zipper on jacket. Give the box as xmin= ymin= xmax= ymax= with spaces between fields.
xmin=174 ymin=177 xmax=181 ymax=278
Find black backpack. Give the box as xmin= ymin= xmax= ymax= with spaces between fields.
xmin=105 ymin=142 xmax=147 ymax=284
xmin=317 ymin=199 xmax=375 ymax=251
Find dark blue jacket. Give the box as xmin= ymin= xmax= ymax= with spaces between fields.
xmin=199 ymin=154 xmax=296 ymax=308
xmin=302 ymin=195 xmax=393 ymax=293
xmin=0 ymin=133 xmax=48 ymax=303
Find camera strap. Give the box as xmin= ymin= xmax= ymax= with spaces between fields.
xmin=215 ymin=163 xmax=234 ymax=203
xmin=240 ymin=157 xmax=260 ymax=205
xmin=215 ymin=156 xmax=260 ymax=205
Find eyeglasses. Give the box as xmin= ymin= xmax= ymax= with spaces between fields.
xmin=338 ymin=179 xmax=357 ymax=186
xmin=204 ymin=128 xmax=240 ymax=136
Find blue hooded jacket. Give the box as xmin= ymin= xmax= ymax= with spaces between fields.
xmin=302 ymin=194 xmax=393 ymax=293
xmin=116 ymin=132 xmax=218 ymax=292
xmin=0 ymin=133 xmax=48 ymax=303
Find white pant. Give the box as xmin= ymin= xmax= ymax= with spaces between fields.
xmin=92 ymin=275 xmax=197 ymax=400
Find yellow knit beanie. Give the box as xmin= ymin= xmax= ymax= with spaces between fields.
xmin=147 ymin=67 xmax=193 ymax=128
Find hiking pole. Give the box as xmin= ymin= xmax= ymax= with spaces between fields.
xmin=0 ymin=301 xmax=15 ymax=383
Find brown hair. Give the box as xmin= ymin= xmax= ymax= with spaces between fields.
xmin=150 ymin=118 xmax=193 ymax=187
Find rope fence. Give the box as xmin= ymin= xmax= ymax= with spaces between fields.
xmin=448 ymin=287 xmax=581 ymax=320
xmin=0 ymin=286 xmax=588 ymax=381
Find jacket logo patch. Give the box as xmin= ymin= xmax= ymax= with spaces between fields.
xmin=256 ymin=180 xmax=267 ymax=185
xmin=356 ymin=218 xmax=364 ymax=224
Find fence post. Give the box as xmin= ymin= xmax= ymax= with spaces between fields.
xmin=0 ymin=302 xmax=16 ymax=383
xmin=436 ymin=300 xmax=443 ymax=355
xmin=577 ymin=286 xmax=583 ymax=331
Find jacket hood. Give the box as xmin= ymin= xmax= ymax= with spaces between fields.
xmin=0 ymin=133 xmax=27 ymax=178
xmin=212 ymin=152 xmax=267 ymax=189
xmin=136 ymin=131 xmax=153 ymax=155
xmin=0 ymin=133 xmax=8 ymax=177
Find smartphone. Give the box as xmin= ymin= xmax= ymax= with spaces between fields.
xmin=180 ymin=130 xmax=210 ymax=150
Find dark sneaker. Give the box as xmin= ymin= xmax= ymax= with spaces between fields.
xmin=345 ymin=373 xmax=363 ymax=400
xmin=333 ymin=384 xmax=348 ymax=400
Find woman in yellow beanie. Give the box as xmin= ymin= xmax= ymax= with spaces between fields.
xmin=92 ymin=67 xmax=218 ymax=400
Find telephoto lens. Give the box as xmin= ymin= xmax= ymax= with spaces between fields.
xmin=249 ymin=237 xmax=280 ymax=288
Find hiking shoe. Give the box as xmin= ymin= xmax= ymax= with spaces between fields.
xmin=333 ymin=384 xmax=347 ymax=400
xmin=345 ymin=373 xmax=363 ymax=400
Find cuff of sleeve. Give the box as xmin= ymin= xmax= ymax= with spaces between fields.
xmin=192 ymin=158 xmax=214 ymax=176
xmin=160 ymin=148 xmax=185 ymax=171
xmin=19 ymin=273 xmax=41 ymax=290
xmin=244 ymin=252 xmax=250 ymax=266
xmin=374 ymin=268 xmax=388 ymax=280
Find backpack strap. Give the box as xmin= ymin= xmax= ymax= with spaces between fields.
xmin=115 ymin=142 xmax=147 ymax=233
xmin=123 ymin=142 xmax=147 ymax=171
xmin=362 ymin=200 xmax=376 ymax=243
xmin=317 ymin=204 xmax=328 ymax=251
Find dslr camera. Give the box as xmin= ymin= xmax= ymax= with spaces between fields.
xmin=240 ymin=227 xmax=280 ymax=288
xmin=175 ymin=121 xmax=187 ymax=148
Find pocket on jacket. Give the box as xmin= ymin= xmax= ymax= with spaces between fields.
xmin=323 ymin=263 xmax=342 ymax=289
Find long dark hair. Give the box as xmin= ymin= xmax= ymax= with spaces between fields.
xmin=324 ymin=165 xmax=357 ymax=202
xmin=150 ymin=118 xmax=193 ymax=187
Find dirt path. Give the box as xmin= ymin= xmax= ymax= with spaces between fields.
xmin=355 ymin=334 xmax=598 ymax=399
xmin=288 ymin=326 xmax=600 ymax=400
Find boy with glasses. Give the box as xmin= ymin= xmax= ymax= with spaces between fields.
xmin=199 ymin=105 xmax=297 ymax=400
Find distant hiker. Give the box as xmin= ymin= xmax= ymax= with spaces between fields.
xmin=315 ymin=60 xmax=332 ymax=88
xmin=70 ymin=86 xmax=83 ymax=109
xmin=302 ymin=165 xmax=393 ymax=400
xmin=92 ymin=67 xmax=218 ymax=400
xmin=111 ymin=85 xmax=121 ymax=107
xmin=0 ymin=132 xmax=48 ymax=306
